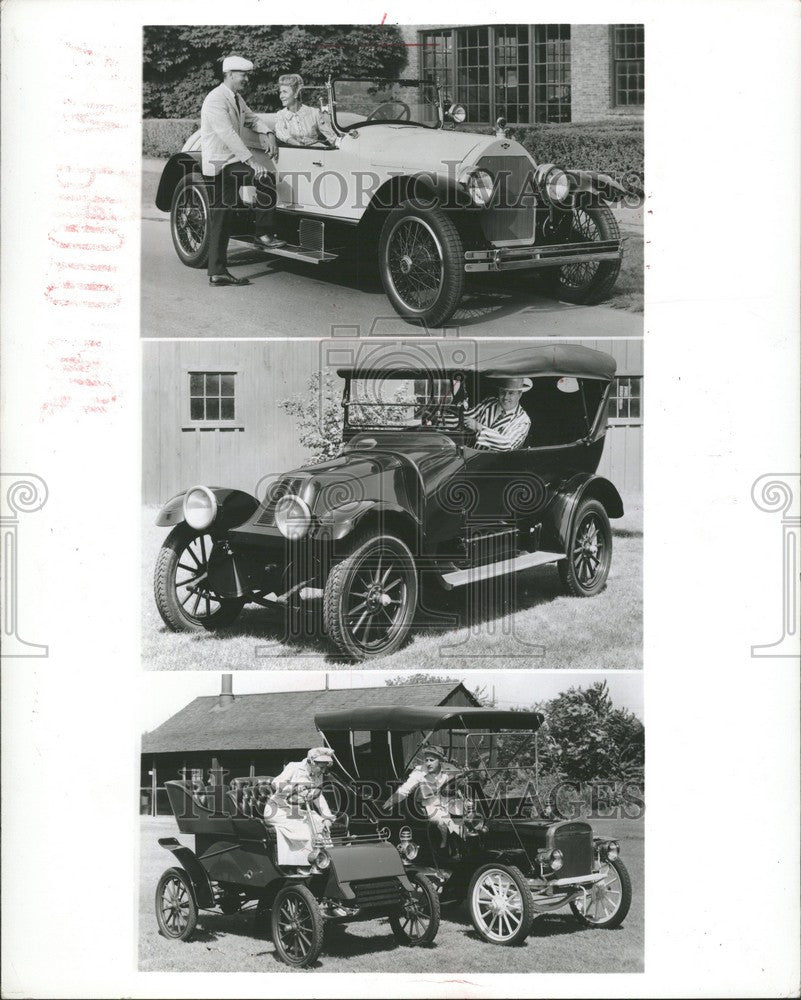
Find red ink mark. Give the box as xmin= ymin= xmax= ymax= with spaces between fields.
xmin=45 ymin=281 xmax=121 ymax=309
xmin=41 ymin=339 xmax=122 ymax=417
xmin=380 ymin=12 xmax=387 ymax=23
xmin=48 ymin=225 xmax=124 ymax=252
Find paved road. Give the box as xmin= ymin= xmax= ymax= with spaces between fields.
xmin=141 ymin=216 xmax=642 ymax=339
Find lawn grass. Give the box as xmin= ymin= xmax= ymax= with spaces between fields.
xmin=139 ymin=815 xmax=643 ymax=973
xmin=141 ymin=499 xmax=642 ymax=671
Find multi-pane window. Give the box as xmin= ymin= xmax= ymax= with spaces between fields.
xmin=189 ymin=372 xmax=236 ymax=421
xmin=420 ymin=29 xmax=453 ymax=88
xmin=608 ymin=377 xmax=642 ymax=420
xmin=612 ymin=24 xmax=644 ymax=106
xmin=494 ymin=25 xmax=530 ymax=124
xmin=455 ymin=26 xmax=490 ymax=123
xmin=533 ymin=24 xmax=571 ymax=123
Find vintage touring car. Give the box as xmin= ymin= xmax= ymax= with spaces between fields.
xmin=154 ymin=773 xmax=440 ymax=967
xmin=315 ymin=705 xmax=633 ymax=946
xmin=156 ymin=77 xmax=627 ymax=326
xmin=153 ymin=342 xmax=624 ymax=660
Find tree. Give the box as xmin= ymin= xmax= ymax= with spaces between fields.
xmin=383 ymin=674 xmax=493 ymax=707
xmin=143 ymin=25 xmax=408 ymax=118
xmin=279 ymin=370 xmax=343 ymax=464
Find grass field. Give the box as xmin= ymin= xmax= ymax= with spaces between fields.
xmin=141 ymin=498 xmax=642 ymax=671
xmin=139 ymin=815 xmax=643 ymax=974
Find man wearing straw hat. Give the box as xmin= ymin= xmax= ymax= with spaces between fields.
xmin=463 ymin=376 xmax=532 ymax=451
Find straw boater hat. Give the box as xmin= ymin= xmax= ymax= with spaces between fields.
xmin=493 ymin=376 xmax=532 ymax=392
xmin=222 ymin=56 xmax=254 ymax=73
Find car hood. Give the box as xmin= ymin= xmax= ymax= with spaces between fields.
xmin=356 ymin=127 xmax=535 ymax=175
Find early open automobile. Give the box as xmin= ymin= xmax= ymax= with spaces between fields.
xmin=156 ymin=77 xmax=627 ymax=326
xmin=153 ymin=343 xmax=624 ymax=661
xmin=154 ymin=773 xmax=440 ymax=967
xmin=315 ymin=705 xmax=633 ymax=946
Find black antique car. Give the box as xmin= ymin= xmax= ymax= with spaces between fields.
xmin=157 ymin=76 xmax=627 ymax=327
xmin=315 ymin=705 xmax=632 ymax=946
xmin=153 ymin=343 xmax=624 ymax=660
xmin=154 ymin=773 xmax=440 ymax=967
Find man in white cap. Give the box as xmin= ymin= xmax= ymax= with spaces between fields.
xmin=383 ymin=746 xmax=463 ymax=849
xmin=201 ymin=55 xmax=285 ymax=287
xmin=463 ymin=376 xmax=532 ymax=451
xmin=262 ymin=747 xmax=337 ymax=866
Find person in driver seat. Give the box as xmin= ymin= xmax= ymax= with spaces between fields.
xmin=263 ymin=746 xmax=336 ymax=866
xmin=383 ymin=747 xmax=464 ymax=849
xmin=275 ymin=74 xmax=340 ymax=148
xmin=464 ymin=376 xmax=532 ymax=451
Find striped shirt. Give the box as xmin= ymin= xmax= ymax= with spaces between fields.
xmin=467 ymin=398 xmax=531 ymax=451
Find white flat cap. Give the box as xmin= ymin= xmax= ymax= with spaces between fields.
xmin=222 ymin=56 xmax=254 ymax=73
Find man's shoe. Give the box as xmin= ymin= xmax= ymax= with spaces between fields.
xmin=209 ymin=272 xmax=251 ymax=286
xmin=256 ymin=234 xmax=287 ymax=250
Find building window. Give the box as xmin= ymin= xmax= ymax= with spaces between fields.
xmin=534 ymin=24 xmax=571 ymax=123
xmin=455 ymin=26 xmax=490 ymax=123
xmin=608 ymin=377 xmax=642 ymax=421
xmin=189 ymin=372 xmax=236 ymax=421
xmin=612 ymin=24 xmax=644 ymax=106
xmin=494 ymin=25 xmax=530 ymax=125
xmin=420 ymin=28 xmax=453 ymax=88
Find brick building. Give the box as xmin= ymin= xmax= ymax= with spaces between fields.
xmin=399 ymin=23 xmax=644 ymax=125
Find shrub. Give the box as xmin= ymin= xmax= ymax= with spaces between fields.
xmin=513 ymin=123 xmax=643 ymax=190
xmin=142 ymin=119 xmax=200 ymax=158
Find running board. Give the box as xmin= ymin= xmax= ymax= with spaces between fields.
xmin=438 ymin=550 xmax=565 ymax=590
xmin=240 ymin=238 xmax=338 ymax=264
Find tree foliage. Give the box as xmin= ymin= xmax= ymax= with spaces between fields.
xmin=279 ymin=370 xmax=343 ymax=465
xmin=143 ymin=25 xmax=409 ymax=117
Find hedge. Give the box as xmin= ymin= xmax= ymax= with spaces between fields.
xmin=143 ymin=119 xmax=199 ymax=158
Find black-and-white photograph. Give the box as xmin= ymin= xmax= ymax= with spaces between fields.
xmin=142 ymin=338 xmax=643 ymax=669
xmin=140 ymin=670 xmax=644 ymax=973
xmin=141 ymin=23 xmax=644 ymax=337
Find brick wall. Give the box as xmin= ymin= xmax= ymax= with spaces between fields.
xmin=572 ymin=24 xmax=643 ymax=122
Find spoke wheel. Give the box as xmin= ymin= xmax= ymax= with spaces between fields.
xmin=545 ymin=203 xmax=621 ymax=304
xmin=154 ymin=523 xmax=246 ymax=632
xmin=270 ymin=884 xmax=324 ymax=968
xmin=170 ymin=176 xmax=211 ymax=268
xmin=389 ymin=873 xmax=441 ymax=946
xmin=570 ymin=857 xmax=632 ymax=928
xmin=323 ymin=533 xmax=418 ymax=661
xmin=558 ymin=498 xmax=613 ymax=597
xmin=468 ymin=864 xmax=534 ymax=946
xmin=155 ymin=868 xmax=198 ymax=942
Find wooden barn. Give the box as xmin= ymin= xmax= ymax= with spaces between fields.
xmin=141 ymin=338 xmax=643 ymax=505
xmin=140 ymin=675 xmax=480 ymax=814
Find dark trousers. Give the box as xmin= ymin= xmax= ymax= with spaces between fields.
xmin=208 ymin=161 xmax=277 ymax=276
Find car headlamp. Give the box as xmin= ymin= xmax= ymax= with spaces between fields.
xmin=605 ymin=840 xmax=620 ymax=861
xmin=550 ymin=848 xmax=564 ymax=871
xmin=448 ymin=103 xmax=467 ymax=124
xmin=307 ymin=847 xmax=331 ymax=870
xmin=183 ymin=486 xmax=217 ymax=531
xmin=274 ymin=494 xmax=311 ymax=540
xmin=460 ymin=168 xmax=495 ymax=207
xmin=399 ymin=841 xmax=419 ymax=861
xmin=535 ymin=164 xmax=572 ymax=205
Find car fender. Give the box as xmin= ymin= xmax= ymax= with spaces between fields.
xmin=541 ymin=474 xmax=624 ymax=551
xmin=155 ymin=487 xmax=259 ymax=531
xmin=310 ymin=499 xmax=421 ymax=544
xmin=565 ymin=169 xmax=630 ymax=204
xmin=155 ymin=152 xmax=204 ymax=212
xmin=158 ymin=837 xmax=215 ymax=908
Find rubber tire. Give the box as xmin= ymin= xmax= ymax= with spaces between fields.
xmin=154 ymin=523 xmax=246 ymax=632
xmin=558 ymin=498 xmax=613 ymax=598
xmin=378 ymin=202 xmax=465 ymax=328
xmin=155 ymin=867 xmax=198 ymax=942
xmin=388 ymin=872 xmax=441 ymax=946
xmin=270 ymin=883 xmax=324 ymax=968
xmin=323 ymin=532 xmax=418 ymax=662
xmin=545 ymin=203 xmax=621 ymax=304
xmin=170 ymin=174 xmax=211 ymax=269
xmin=569 ymin=857 xmax=632 ymax=929
xmin=467 ymin=863 xmax=534 ymax=946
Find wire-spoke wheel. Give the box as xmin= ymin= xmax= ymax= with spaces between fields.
xmin=389 ymin=872 xmax=441 ymax=946
xmin=545 ymin=203 xmax=621 ymax=304
xmin=170 ymin=175 xmax=211 ymax=268
xmin=154 ymin=523 xmax=246 ymax=632
xmin=558 ymin=498 xmax=613 ymax=597
xmin=155 ymin=868 xmax=198 ymax=942
xmin=468 ymin=864 xmax=534 ymax=946
xmin=570 ymin=858 xmax=632 ymax=929
xmin=379 ymin=204 xmax=464 ymax=327
xmin=323 ymin=533 xmax=418 ymax=661
xmin=271 ymin=884 xmax=324 ymax=968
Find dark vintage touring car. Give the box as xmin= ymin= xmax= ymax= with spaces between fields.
xmin=153 ymin=342 xmax=624 ymax=661
xmin=315 ymin=705 xmax=633 ymax=946
xmin=156 ymin=77 xmax=628 ymax=327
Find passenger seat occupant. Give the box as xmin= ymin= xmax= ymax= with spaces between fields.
xmin=383 ymin=747 xmax=463 ymax=848
xmin=263 ymin=747 xmax=336 ymax=866
xmin=464 ymin=376 xmax=532 ymax=451
xmin=274 ymin=73 xmax=340 ymax=148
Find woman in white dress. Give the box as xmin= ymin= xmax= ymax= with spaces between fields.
xmin=383 ymin=747 xmax=463 ymax=848
xmin=263 ymin=747 xmax=336 ymax=866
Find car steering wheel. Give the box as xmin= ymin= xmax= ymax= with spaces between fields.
xmin=366 ymin=100 xmax=411 ymax=122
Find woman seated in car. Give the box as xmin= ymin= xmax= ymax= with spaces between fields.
xmin=383 ymin=747 xmax=463 ymax=849
xmin=263 ymin=746 xmax=336 ymax=866
xmin=275 ymin=73 xmax=339 ymax=147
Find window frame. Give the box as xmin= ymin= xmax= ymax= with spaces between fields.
xmin=610 ymin=24 xmax=645 ymax=109
xmin=182 ymin=368 xmax=244 ymax=431
xmin=607 ymin=375 xmax=643 ymax=426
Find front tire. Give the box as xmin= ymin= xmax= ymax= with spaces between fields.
xmin=154 ymin=523 xmax=246 ymax=632
xmin=389 ymin=872 xmax=441 ymax=946
xmin=155 ymin=868 xmax=198 ymax=942
xmin=323 ymin=532 xmax=418 ymax=661
xmin=170 ymin=174 xmax=211 ymax=268
xmin=558 ymin=498 xmax=613 ymax=597
xmin=569 ymin=858 xmax=632 ymax=928
xmin=378 ymin=203 xmax=465 ymax=328
xmin=271 ymin=884 xmax=324 ymax=968
xmin=467 ymin=863 xmax=534 ymax=946
xmin=545 ymin=203 xmax=621 ymax=304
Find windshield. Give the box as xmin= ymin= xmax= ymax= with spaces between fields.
xmin=333 ymin=79 xmax=440 ymax=130
xmin=345 ymin=376 xmax=463 ymax=429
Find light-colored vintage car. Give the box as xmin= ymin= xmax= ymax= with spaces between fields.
xmin=156 ymin=78 xmax=627 ymax=327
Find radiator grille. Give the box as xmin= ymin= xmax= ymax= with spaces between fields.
xmin=553 ymin=823 xmax=593 ymax=879
xmin=350 ymin=877 xmax=404 ymax=910
xmin=478 ymin=155 xmax=536 ymax=244
xmin=255 ymin=477 xmax=306 ymax=526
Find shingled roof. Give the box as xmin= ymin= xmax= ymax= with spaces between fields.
xmin=142 ymin=682 xmax=478 ymax=754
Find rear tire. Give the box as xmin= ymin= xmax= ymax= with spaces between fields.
xmin=170 ymin=174 xmax=211 ymax=268
xmin=558 ymin=498 xmax=613 ymax=597
xmin=389 ymin=872 xmax=441 ymax=946
xmin=155 ymin=867 xmax=198 ymax=942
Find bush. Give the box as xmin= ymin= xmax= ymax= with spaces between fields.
xmin=143 ymin=119 xmax=199 ymax=158
xmin=513 ymin=123 xmax=643 ymax=189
